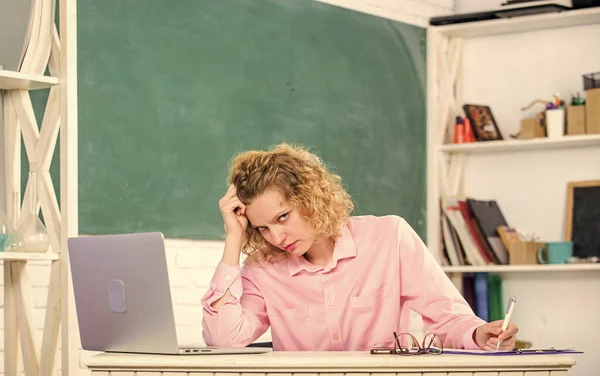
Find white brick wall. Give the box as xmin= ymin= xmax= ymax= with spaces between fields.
xmin=316 ymin=0 xmax=454 ymax=28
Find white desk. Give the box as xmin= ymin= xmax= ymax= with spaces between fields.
xmin=85 ymin=351 xmax=576 ymax=376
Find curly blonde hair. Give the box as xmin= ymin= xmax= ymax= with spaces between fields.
xmin=228 ymin=143 xmax=354 ymax=264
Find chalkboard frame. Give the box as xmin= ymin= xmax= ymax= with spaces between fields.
xmin=565 ymin=179 xmax=600 ymax=258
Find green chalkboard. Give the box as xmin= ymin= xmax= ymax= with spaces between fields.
xmin=76 ymin=0 xmax=427 ymax=240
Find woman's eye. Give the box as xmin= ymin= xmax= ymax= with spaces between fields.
xmin=279 ymin=213 xmax=289 ymax=221
xmin=257 ymin=227 xmax=266 ymax=232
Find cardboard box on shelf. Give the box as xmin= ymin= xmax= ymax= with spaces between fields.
xmin=585 ymin=88 xmax=600 ymax=134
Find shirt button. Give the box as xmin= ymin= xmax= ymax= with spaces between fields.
xmin=327 ymin=300 xmax=334 ymax=306
xmin=225 ymin=275 xmax=231 ymax=280
xmin=333 ymin=335 xmax=339 ymax=341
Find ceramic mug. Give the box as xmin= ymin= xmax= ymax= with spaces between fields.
xmin=537 ymin=241 xmax=573 ymax=264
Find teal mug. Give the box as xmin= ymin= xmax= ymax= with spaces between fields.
xmin=537 ymin=241 xmax=573 ymax=264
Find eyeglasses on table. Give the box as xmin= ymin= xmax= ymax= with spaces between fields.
xmin=370 ymin=332 xmax=444 ymax=355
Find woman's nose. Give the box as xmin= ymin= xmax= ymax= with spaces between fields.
xmin=273 ymin=228 xmax=286 ymax=243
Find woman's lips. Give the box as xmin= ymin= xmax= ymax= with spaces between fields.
xmin=284 ymin=241 xmax=298 ymax=252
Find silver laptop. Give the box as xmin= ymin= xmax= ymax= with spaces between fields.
xmin=68 ymin=232 xmax=271 ymax=355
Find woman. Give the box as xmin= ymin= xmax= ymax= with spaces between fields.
xmin=201 ymin=143 xmax=518 ymax=351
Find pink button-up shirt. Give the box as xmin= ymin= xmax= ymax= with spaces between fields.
xmin=201 ymin=215 xmax=485 ymax=351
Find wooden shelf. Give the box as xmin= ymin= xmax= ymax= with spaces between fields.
xmin=0 ymin=252 xmax=60 ymax=261
xmin=432 ymin=7 xmax=600 ymax=38
xmin=0 ymin=69 xmax=59 ymax=90
xmin=438 ymin=134 xmax=600 ymax=155
xmin=442 ymin=263 xmax=600 ymax=273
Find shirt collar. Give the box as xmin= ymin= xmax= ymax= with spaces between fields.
xmin=286 ymin=225 xmax=356 ymax=276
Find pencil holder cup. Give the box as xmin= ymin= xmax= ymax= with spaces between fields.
xmin=545 ymin=109 xmax=565 ymax=138
xmin=537 ymin=241 xmax=573 ymax=264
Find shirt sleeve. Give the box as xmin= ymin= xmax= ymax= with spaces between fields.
xmin=201 ymin=261 xmax=270 ymax=347
xmin=397 ymin=218 xmax=485 ymax=350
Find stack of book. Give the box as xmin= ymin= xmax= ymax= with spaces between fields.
xmin=440 ymin=196 xmax=512 ymax=266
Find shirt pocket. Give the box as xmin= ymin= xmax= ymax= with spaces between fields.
xmin=350 ymin=285 xmax=393 ymax=309
xmin=349 ymin=285 xmax=394 ymax=349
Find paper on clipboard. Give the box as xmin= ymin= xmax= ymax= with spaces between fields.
xmin=443 ymin=347 xmax=583 ymax=356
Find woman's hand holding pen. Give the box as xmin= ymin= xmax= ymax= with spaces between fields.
xmin=474 ymin=320 xmax=519 ymax=351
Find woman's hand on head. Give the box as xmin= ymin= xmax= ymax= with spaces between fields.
xmin=219 ymin=184 xmax=249 ymax=238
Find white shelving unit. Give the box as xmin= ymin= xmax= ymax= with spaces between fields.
xmin=1 ymin=0 xmax=78 ymax=376
xmin=426 ymin=7 xmax=600 ymax=376
xmin=426 ymin=6 xmax=600 ymax=272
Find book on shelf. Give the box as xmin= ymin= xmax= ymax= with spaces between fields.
xmin=467 ymin=198 xmax=510 ymax=264
xmin=450 ymin=272 xmax=504 ymax=322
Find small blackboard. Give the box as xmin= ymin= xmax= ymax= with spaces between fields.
xmin=566 ymin=180 xmax=600 ymax=258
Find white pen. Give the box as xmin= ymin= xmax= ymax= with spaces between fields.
xmin=496 ymin=296 xmax=517 ymax=350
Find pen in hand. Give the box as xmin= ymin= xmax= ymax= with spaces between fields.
xmin=496 ymin=296 xmax=517 ymax=351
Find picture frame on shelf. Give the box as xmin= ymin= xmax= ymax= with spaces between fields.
xmin=463 ymin=104 xmax=504 ymax=141
xmin=565 ymin=179 xmax=600 ymax=258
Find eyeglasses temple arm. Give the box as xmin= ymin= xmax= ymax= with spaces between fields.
xmin=393 ymin=332 xmax=402 ymax=351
